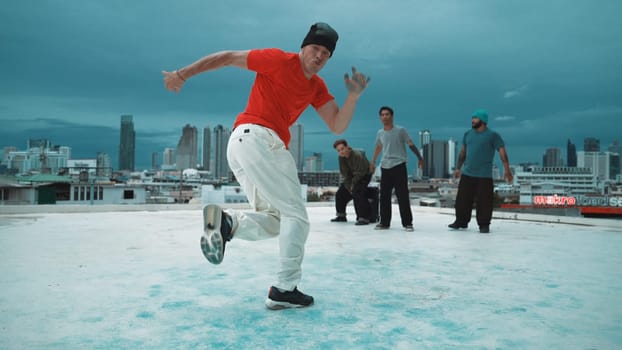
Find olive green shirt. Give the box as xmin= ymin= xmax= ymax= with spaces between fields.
xmin=339 ymin=148 xmax=371 ymax=190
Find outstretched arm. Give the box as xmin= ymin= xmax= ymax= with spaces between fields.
xmin=317 ymin=66 xmax=370 ymax=134
xmin=162 ymin=50 xmax=250 ymax=93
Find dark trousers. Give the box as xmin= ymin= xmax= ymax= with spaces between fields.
xmin=379 ymin=163 xmax=412 ymax=227
xmin=454 ymin=174 xmax=494 ymax=227
xmin=335 ymin=174 xmax=372 ymax=220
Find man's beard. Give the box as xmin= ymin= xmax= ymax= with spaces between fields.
xmin=472 ymin=121 xmax=483 ymax=129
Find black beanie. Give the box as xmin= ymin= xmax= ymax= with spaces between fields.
xmin=301 ymin=22 xmax=338 ymax=57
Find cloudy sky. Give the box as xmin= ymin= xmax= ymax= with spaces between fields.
xmin=1 ymin=0 xmax=621 ymax=171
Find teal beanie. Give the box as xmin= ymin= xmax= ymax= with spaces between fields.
xmin=472 ymin=109 xmax=489 ymax=124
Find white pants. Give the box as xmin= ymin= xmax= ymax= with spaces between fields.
xmin=226 ymin=124 xmax=310 ymax=291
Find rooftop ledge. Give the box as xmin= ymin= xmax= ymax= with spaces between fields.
xmin=1 ymin=202 xmax=620 ymax=230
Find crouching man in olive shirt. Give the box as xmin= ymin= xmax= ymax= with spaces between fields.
xmin=331 ymin=139 xmax=373 ymax=225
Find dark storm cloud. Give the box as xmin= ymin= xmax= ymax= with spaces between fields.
xmin=2 ymin=0 xmax=621 ymax=172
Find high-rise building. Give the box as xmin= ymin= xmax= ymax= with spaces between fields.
xmin=567 ymin=139 xmax=577 ymax=167
xmin=213 ymin=125 xmax=231 ymax=180
xmin=305 ymin=153 xmax=323 ymax=172
xmin=419 ymin=130 xmax=432 ymax=178
xmin=28 ymin=138 xmax=51 ymax=150
xmin=151 ymin=152 xmax=159 ymax=170
xmin=96 ymin=152 xmax=112 ymax=177
xmin=584 ymin=137 xmax=600 ymax=152
xmin=5 ymin=145 xmax=70 ymax=175
xmin=608 ymin=140 xmax=621 ymax=179
xmin=425 ymin=140 xmax=451 ymax=179
xmin=418 ymin=129 xmax=431 ymax=149
xmin=578 ymin=151 xmax=612 ymax=181
xmin=118 ymin=115 xmax=135 ymax=172
xmin=289 ymin=124 xmax=304 ymax=172
xmin=610 ymin=153 xmax=621 ymax=180
xmin=176 ymin=124 xmax=198 ymax=170
xmin=202 ymin=126 xmax=211 ymax=171
xmin=163 ymin=148 xmax=175 ymax=169
xmin=447 ymin=138 xmax=457 ymax=173
xmin=542 ymin=147 xmax=563 ymax=167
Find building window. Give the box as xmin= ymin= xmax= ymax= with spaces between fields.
xmin=123 ymin=190 xmax=134 ymax=199
xmin=99 ymin=186 xmax=103 ymax=200
xmin=80 ymin=186 xmax=85 ymax=201
xmin=74 ymin=186 xmax=78 ymax=201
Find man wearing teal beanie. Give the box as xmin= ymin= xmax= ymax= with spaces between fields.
xmin=448 ymin=109 xmax=513 ymax=233
xmin=472 ymin=109 xmax=488 ymax=124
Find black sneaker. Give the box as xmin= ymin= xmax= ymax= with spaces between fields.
xmin=374 ymin=223 xmax=389 ymax=230
xmin=265 ymin=286 xmax=314 ymax=310
xmin=331 ymin=216 xmax=347 ymax=222
xmin=479 ymin=226 xmax=490 ymax=234
xmin=355 ymin=218 xmax=370 ymax=226
xmin=448 ymin=222 xmax=468 ymax=229
xmin=200 ymin=204 xmax=233 ymax=265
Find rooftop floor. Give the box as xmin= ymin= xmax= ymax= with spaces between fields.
xmin=1 ymin=204 xmax=621 ymax=349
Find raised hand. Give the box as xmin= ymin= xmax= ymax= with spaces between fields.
xmin=344 ymin=66 xmax=370 ymax=95
xmin=162 ymin=70 xmax=185 ymax=93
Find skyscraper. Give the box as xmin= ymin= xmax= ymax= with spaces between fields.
xmin=163 ymin=148 xmax=175 ymax=168
xmin=151 ymin=152 xmax=159 ymax=170
xmin=118 ymin=115 xmax=135 ymax=172
xmin=202 ymin=126 xmax=211 ymax=171
xmin=289 ymin=124 xmax=304 ymax=172
xmin=608 ymin=140 xmax=621 ymax=154
xmin=96 ymin=152 xmax=112 ymax=177
xmin=542 ymin=147 xmax=563 ymax=167
xmin=419 ymin=129 xmax=432 ymax=178
xmin=584 ymin=137 xmax=600 ymax=152
xmin=427 ymin=140 xmax=451 ymax=178
xmin=567 ymin=139 xmax=577 ymax=167
xmin=608 ymin=140 xmax=621 ymax=179
xmin=176 ymin=124 xmax=198 ymax=170
xmin=578 ymin=151 xmax=611 ymax=181
xmin=213 ymin=125 xmax=231 ymax=180
xmin=305 ymin=152 xmax=323 ymax=172
xmin=418 ymin=129 xmax=431 ymax=149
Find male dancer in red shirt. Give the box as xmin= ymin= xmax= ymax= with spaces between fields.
xmin=163 ymin=23 xmax=369 ymax=309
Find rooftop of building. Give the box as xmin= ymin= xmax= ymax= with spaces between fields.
xmin=1 ymin=204 xmax=621 ymax=349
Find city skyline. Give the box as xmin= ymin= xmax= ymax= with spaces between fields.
xmin=1 ymin=1 xmax=621 ymax=172
xmin=2 ymin=118 xmax=618 ymax=175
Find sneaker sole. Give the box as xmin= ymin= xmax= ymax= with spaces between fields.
xmin=264 ymin=298 xmax=314 ymax=310
xmin=201 ymin=204 xmax=224 ymax=265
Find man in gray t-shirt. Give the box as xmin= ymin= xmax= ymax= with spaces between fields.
xmin=370 ymin=106 xmax=424 ymax=231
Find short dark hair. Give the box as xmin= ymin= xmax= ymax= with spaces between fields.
xmin=333 ymin=139 xmax=348 ymax=149
xmin=378 ymin=106 xmax=394 ymax=115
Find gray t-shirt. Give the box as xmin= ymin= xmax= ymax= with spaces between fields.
xmin=375 ymin=126 xmax=411 ymax=169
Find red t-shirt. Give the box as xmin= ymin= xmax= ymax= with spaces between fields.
xmin=233 ymin=48 xmax=334 ymax=147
